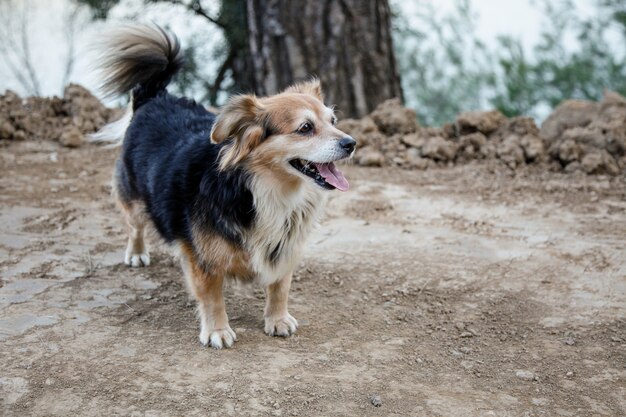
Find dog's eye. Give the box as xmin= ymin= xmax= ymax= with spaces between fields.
xmin=298 ymin=122 xmax=313 ymax=134
xmin=331 ymin=116 xmax=337 ymax=126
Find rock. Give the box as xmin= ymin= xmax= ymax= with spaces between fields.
xmin=406 ymin=148 xmax=430 ymax=170
xmin=549 ymin=139 xmax=583 ymax=164
xmin=441 ymin=123 xmax=458 ymax=139
xmin=457 ymin=132 xmax=489 ymax=160
xmin=369 ymin=98 xmax=419 ymax=135
xmin=563 ymin=337 xmax=576 ymax=346
xmin=581 ymin=151 xmax=620 ymax=175
xmin=369 ymin=395 xmax=382 ymax=407
xmin=601 ymin=90 xmax=626 ymax=107
xmin=515 ymin=370 xmax=535 ymax=381
xmin=581 ymin=152 xmax=604 ymax=174
xmin=357 ymin=147 xmax=385 ymax=167
xmin=540 ymin=100 xmax=600 ymax=141
xmin=60 ymin=126 xmax=83 ymax=148
xmin=520 ymin=135 xmax=545 ymax=162
xmin=456 ymin=110 xmax=506 ymax=135
xmin=0 ymin=119 xmax=16 ymax=139
xmin=505 ymin=116 xmax=540 ymax=137
xmin=450 ymin=350 xmax=464 ymax=359
xmin=497 ymin=136 xmax=525 ymax=169
xmin=562 ymin=127 xmax=606 ymax=149
xmin=564 ymin=161 xmax=583 ymax=173
xmin=401 ymin=133 xmax=424 ymax=148
xmin=421 ymin=137 xmax=458 ymax=162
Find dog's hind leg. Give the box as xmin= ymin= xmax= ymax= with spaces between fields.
xmin=122 ymin=204 xmax=150 ymax=267
xmin=113 ymin=160 xmax=150 ymax=267
xmin=179 ymin=244 xmax=236 ymax=349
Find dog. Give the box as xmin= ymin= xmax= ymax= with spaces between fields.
xmin=93 ymin=25 xmax=356 ymax=348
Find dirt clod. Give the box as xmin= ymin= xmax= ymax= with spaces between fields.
xmin=369 ymin=395 xmax=383 ymax=407
xmin=369 ymin=98 xmax=419 ymax=135
xmin=456 ymin=109 xmax=506 ymax=135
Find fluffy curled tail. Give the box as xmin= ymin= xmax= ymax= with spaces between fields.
xmin=98 ymin=24 xmax=184 ymax=107
xmin=91 ymin=25 xmax=184 ymax=144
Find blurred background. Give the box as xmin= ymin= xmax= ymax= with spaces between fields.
xmin=1 ymin=0 xmax=624 ymax=125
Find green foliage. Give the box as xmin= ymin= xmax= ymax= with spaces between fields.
xmin=394 ymin=0 xmax=626 ymax=125
xmin=392 ymin=0 xmax=493 ymax=126
xmin=492 ymin=0 xmax=626 ymax=117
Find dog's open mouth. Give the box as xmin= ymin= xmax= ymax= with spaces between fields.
xmin=289 ymin=159 xmax=350 ymax=191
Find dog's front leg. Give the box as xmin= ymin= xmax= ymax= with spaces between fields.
xmin=264 ymin=273 xmax=298 ymax=337
xmin=180 ymin=248 xmax=236 ymax=349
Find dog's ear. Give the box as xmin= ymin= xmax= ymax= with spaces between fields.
xmin=211 ymin=94 xmax=262 ymax=144
xmin=211 ymin=94 xmax=265 ymax=170
xmin=284 ymin=79 xmax=323 ymax=102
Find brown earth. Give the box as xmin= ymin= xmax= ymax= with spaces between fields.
xmin=340 ymin=93 xmax=626 ymax=175
xmin=1 ymin=87 xmax=626 ymax=415
xmin=1 ymin=136 xmax=625 ymax=416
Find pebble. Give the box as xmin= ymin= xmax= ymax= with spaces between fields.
xmin=515 ymin=370 xmax=535 ymax=381
xmin=565 ymin=371 xmax=574 ymax=378
xmin=369 ymin=395 xmax=382 ymax=407
xmin=450 ymin=350 xmax=464 ymax=359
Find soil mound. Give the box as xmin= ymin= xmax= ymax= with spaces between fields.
xmin=1 ymin=85 xmax=624 ymax=174
xmin=0 ymin=84 xmax=115 ymax=147
xmin=339 ymin=92 xmax=626 ymax=175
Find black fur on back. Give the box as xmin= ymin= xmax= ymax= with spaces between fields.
xmin=101 ymin=25 xmax=255 ymax=248
xmin=118 ymin=93 xmax=255 ymax=246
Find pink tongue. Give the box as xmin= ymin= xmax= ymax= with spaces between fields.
xmin=314 ymin=162 xmax=350 ymax=191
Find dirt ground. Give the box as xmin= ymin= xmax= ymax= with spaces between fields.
xmin=1 ymin=139 xmax=625 ymax=416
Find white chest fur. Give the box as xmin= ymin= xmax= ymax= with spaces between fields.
xmin=246 ymin=178 xmax=327 ymax=285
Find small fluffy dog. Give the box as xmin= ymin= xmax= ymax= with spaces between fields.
xmin=94 ymin=26 xmax=356 ymax=348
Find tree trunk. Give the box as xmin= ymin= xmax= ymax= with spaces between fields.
xmin=241 ymin=0 xmax=403 ymax=118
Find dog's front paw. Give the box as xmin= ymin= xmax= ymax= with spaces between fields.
xmin=200 ymin=326 xmax=237 ymax=349
xmin=124 ymin=251 xmax=150 ymax=267
xmin=264 ymin=313 xmax=298 ymax=337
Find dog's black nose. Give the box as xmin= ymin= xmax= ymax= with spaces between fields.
xmin=339 ymin=137 xmax=356 ymax=154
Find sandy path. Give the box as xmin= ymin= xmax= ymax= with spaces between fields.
xmin=1 ymin=141 xmax=625 ymax=416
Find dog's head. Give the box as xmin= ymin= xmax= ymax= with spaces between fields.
xmin=211 ymin=80 xmax=356 ymax=192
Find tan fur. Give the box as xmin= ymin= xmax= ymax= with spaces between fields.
xmin=190 ymin=226 xmax=253 ymax=280
xmin=283 ymin=79 xmax=324 ymax=101
xmin=114 ymin=182 xmax=151 ymax=267
xmin=179 ymin=243 xmax=235 ymax=347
